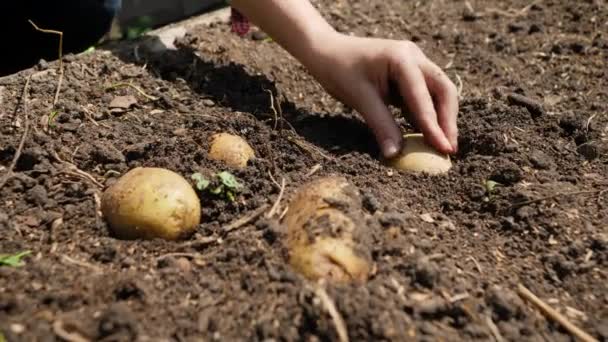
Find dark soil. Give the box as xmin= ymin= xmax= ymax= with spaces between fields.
xmin=1 ymin=0 xmax=607 ymax=341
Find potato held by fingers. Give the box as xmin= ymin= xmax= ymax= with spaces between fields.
xmin=283 ymin=176 xmax=372 ymax=283
xmin=387 ymin=133 xmax=452 ymax=174
xmin=101 ymin=167 xmax=201 ymax=240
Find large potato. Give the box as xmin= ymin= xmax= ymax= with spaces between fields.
xmin=101 ymin=167 xmax=201 ymax=240
xmin=283 ymin=176 xmax=372 ymax=283
xmin=387 ymin=133 xmax=452 ymax=174
xmin=208 ymin=133 xmax=255 ymax=168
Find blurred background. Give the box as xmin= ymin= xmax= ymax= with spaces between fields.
xmin=113 ymin=0 xmax=225 ymax=39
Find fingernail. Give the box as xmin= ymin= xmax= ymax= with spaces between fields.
xmin=381 ymin=139 xmax=400 ymax=158
xmin=450 ymin=136 xmax=459 ymax=153
xmin=438 ymin=135 xmax=453 ymax=154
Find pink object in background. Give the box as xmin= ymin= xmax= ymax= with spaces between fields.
xmin=230 ymin=7 xmax=250 ymax=36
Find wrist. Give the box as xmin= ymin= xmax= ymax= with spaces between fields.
xmin=298 ymin=29 xmax=344 ymax=73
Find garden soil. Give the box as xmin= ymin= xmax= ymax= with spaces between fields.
xmin=1 ymin=0 xmax=607 ymax=341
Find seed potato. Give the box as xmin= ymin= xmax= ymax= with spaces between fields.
xmin=283 ymin=176 xmax=372 ymax=283
xmin=101 ymin=167 xmax=201 ymax=240
xmin=208 ymin=133 xmax=255 ymax=168
xmin=387 ymin=133 xmax=452 ymax=174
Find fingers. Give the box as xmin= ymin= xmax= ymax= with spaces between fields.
xmin=420 ymin=61 xmax=459 ymax=151
xmin=392 ymin=59 xmax=454 ymax=154
xmin=352 ymin=82 xmax=404 ymax=158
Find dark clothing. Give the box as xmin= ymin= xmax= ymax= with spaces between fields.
xmin=0 ymin=0 xmax=121 ymax=76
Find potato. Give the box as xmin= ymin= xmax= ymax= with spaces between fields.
xmin=101 ymin=167 xmax=201 ymax=240
xmin=386 ymin=133 xmax=452 ymax=174
xmin=283 ymin=176 xmax=372 ymax=283
xmin=208 ymin=133 xmax=255 ymax=168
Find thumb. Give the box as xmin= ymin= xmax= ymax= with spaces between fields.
xmin=352 ymin=82 xmax=403 ymax=158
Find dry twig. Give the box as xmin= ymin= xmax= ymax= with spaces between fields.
xmin=266 ymin=177 xmax=286 ymax=218
xmin=517 ymin=284 xmax=598 ymax=342
xmin=52 ymin=320 xmax=90 ymax=342
xmin=29 ymin=20 xmax=64 ymax=107
xmin=467 ymin=256 xmax=483 ymax=273
xmin=61 ymin=255 xmax=102 ymax=273
xmin=306 ymin=164 xmax=322 ymax=178
xmin=106 ymin=82 xmax=159 ymax=101
xmin=223 ymin=204 xmax=269 ymax=233
xmin=156 ymin=252 xmax=201 ymax=261
xmin=287 ymin=135 xmax=333 ymax=160
xmin=52 ymin=151 xmax=104 ymax=188
xmin=0 ymin=76 xmax=32 ymax=191
xmin=486 ymin=315 xmax=505 ymax=342
xmin=314 ymin=284 xmax=349 ymax=342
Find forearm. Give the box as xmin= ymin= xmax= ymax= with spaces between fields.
xmin=230 ymin=0 xmax=336 ymax=67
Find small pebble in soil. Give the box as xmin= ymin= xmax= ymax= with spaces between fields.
xmin=528 ymin=23 xmax=543 ymax=34
xmin=487 ymin=286 xmax=524 ymax=321
xmin=507 ymin=93 xmax=545 ymax=117
xmin=490 ymin=163 xmax=523 ymax=185
xmin=529 ymin=150 xmax=555 ymax=170
xmin=174 ymin=257 xmax=192 ymax=273
xmin=378 ymin=211 xmax=407 ymax=228
xmin=362 ymin=192 xmax=382 ymax=213
xmin=412 ymin=258 xmax=440 ymax=288
xmin=416 ymin=297 xmax=449 ymax=317
xmin=468 ymin=183 xmax=487 ymax=200
xmin=97 ymin=304 xmax=139 ymax=340
xmin=508 ymin=22 xmax=526 ymax=33
xmin=577 ymin=143 xmax=600 ymax=160
xmin=27 ymin=185 xmax=48 ymax=206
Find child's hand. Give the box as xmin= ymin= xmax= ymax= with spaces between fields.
xmin=306 ymin=34 xmax=458 ymax=158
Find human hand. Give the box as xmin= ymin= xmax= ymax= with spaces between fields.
xmin=304 ymin=33 xmax=458 ymax=158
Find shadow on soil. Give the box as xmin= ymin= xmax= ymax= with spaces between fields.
xmin=104 ymin=35 xmax=379 ymax=157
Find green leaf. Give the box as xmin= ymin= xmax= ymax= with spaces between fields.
xmin=210 ymin=186 xmax=223 ymax=195
xmin=0 ymin=331 xmax=5 ymax=342
xmin=48 ymin=111 xmax=59 ymax=127
xmin=191 ymin=173 xmax=210 ymax=191
xmin=485 ymin=180 xmax=501 ymax=194
xmin=217 ymin=172 xmax=242 ymax=191
xmin=0 ymin=251 xmax=31 ymax=267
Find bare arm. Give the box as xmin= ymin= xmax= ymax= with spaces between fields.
xmin=231 ymin=0 xmax=459 ymax=157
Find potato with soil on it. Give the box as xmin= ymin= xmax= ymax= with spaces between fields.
xmin=208 ymin=133 xmax=255 ymax=168
xmin=101 ymin=167 xmax=201 ymax=240
xmin=386 ymin=133 xmax=452 ymax=174
xmin=283 ymin=176 xmax=372 ymax=283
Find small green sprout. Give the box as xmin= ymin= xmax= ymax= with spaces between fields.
xmin=0 ymin=251 xmax=31 ymax=267
xmin=48 ymin=111 xmax=59 ymax=128
xmin=191 ymin=173 xmax=210 ymax=191
xmin=485 ymin=180 xmax=501 ymax=194
xmin=191 ymin=172 xmax=243 ymax=202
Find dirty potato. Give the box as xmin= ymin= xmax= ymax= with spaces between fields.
xmin=283 ymin=176 xmax=372 ymax=283
xmin=101 ymin=167 xmax=201 ymax=240
xmin=387 ymin=133 xmax=452 ymax=174
xmin=208 ymin=133 xmax=255 ymax=168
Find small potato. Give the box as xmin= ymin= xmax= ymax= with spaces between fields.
xmin=101 ymin=167 xmax=201 ymax=240
xmin=208 ymin=133 xmax=255 ymax=168
xmin=387 ymin=133 xmax=452 ymax=174
xmin=283 ymin=176 xmax=372 ymax=283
